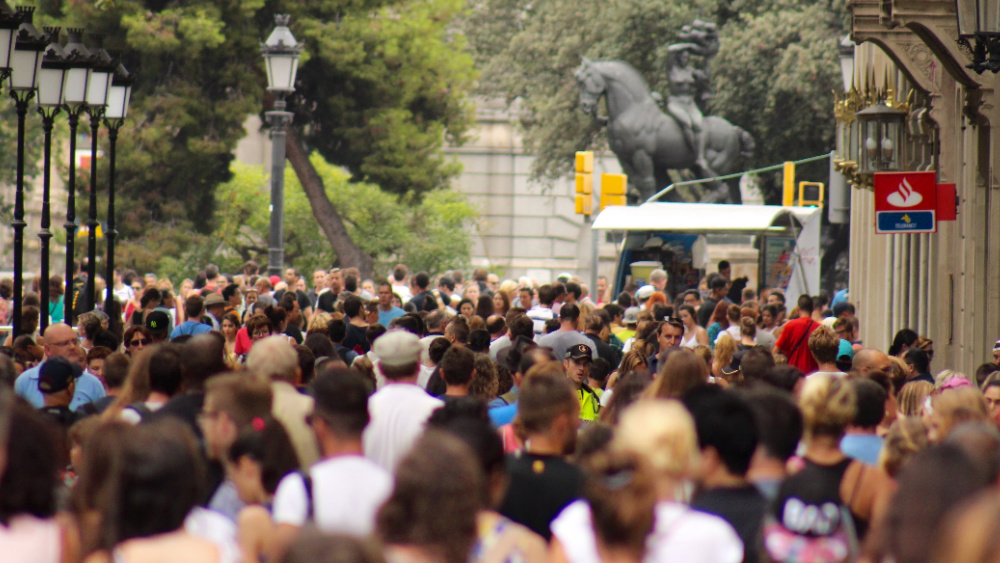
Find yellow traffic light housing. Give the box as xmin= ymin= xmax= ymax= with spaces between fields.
xmin=798 ymin=182 xmax=824 ymax=207
xmin=575 ymin=151 xmax=594 ymax=215
xmin=600 ymin=173 xmax=627 ymax=210
xmin=782 ymin=161 xmax=795 ymax=206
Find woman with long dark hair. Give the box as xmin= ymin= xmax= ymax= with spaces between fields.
xmin=476 ymin=295 xmax=495 ymax=320
xmin=84 ymin=419 xmax=237 ymax=563
xmin=888 ymin=328 xmax=919 ymax=358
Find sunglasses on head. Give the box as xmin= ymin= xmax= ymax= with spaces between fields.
xmin=662 ymin=316 xmax=683 ymax=326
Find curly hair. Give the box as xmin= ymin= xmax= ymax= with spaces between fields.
xmin=376 ymin=431 xmax=481 ymax=563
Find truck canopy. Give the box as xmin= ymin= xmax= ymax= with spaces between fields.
xmin=592 ymin=202 xmax=821 ymax=235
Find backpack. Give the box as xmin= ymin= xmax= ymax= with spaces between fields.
xmin=762 ymin=459 xmax=860 ymax=563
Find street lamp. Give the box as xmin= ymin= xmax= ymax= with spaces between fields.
xmin=61 ymin=28 xmax=92 ymax=323
xmin=260 ymin=14 xmax=301 ymax=277
xmin=84 ymin=36 xmax=114 ymax=310
xmin=36 ymin=27 xmax=68 ymax=331
xmin=8 ymin=6 xmax=48 ymax=338
xmin=955 ymin=0 xmax=1000 ymax=74
xmin=103 ymin=60 xmax=133 ymax=314
xmin=856 ymin=101 xmax=908 ymax=174
xmin=0 ymin=2 xmax=22 ymax=82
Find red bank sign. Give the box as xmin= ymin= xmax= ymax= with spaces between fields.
xmin=874 ymin=172 xmax=938 ymax=234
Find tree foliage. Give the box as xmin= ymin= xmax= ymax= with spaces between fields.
xmin=465 ymin=0 xmax=846 ymax=190
xmin=288 ymin=0 xmax=477 ymax=198
xmin=210 ymin=155 xmax=479 ymax=277
xmin=26 ymin=0 xmax=477 ymax=277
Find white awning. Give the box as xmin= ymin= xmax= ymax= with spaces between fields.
xmin=591 ymin=202 xmax=821 ymax=234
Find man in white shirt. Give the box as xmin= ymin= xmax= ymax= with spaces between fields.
xmin=363 ymin=330 xmax=443 ymax=471
xmin=271 ymin=370 xmax=392 ymax=556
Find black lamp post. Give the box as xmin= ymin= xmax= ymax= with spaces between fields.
xmin=103 ymin=61 xmax=133 ymax=314
xmin=955 ymin=0 xmax=1000 ymax=74
xmin=8 ymin=7 xmax=47 ymax=338
xmin=36 ymin=28 xmax=68 ymax=331
xmin=0 ymin=3 xmax=21 ymax=332
xmin=61 ymin=29 xmax=93 ymax=323
xmin=260 ymin=15 xmax=301 ymax=277
xmin=0 ymin=3 xmax=21 ymax=84
xmin=83 ymin=37 xmax=113 ymax=311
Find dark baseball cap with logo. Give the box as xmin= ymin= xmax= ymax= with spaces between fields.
xmin=38 ymin=357 xmax=82 ymax=394
xmin=145 ymin=310 xmax=170 ymax=335
xmin=566 ymin=343 xmax=593 ymax=362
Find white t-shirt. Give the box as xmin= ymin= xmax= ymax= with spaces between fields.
xmin=550 ymin=499 xmax=743 ymax=563
xmin=363 ymin=384 xmax=443 ymax=471
xmin=811 ymin=370 xmax=847 ymax=378
xmin=184 ymin=507 xmax=241 ymax=563
xmin=272 ymin=455 xmax=393 ymax=536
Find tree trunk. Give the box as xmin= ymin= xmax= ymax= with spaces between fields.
xmin=285 ymin=128 xmax=375 ymax=278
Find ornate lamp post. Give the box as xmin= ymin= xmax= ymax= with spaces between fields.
xmin=260 ymin=15 xmax=301 ymax=277
xmin=103 ymin=60 xmax=133 ymax=314
xmin=61 ymin=29 xmax=92 ymax=323
xmin=0 ymin=2 xmax=20 ymax=329
xmin=83 ymin=37 xmax=114 ymax=310
xmin=0 ymin=2 xmax=21 ymax=82
xmin=36 ymin=27 xmax=68 ymax=331
xmin=955 ymin=0 xmax=1000 ymax=74
xmin=8 ymin=7 xmax=47 ymax=338
xmin=856 ymin=101 xmax=908 ymax=174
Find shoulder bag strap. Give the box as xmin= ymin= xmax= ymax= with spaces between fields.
xmin=789 ymin=320 xmax=816 ymax=357
xmin=299 ymin=470 xmax=314 ymax=521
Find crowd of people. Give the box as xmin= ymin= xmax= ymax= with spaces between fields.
xmin=1 ymin=259 xmax=1000 ymax=563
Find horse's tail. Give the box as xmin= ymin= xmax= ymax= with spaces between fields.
xmin=736 ymin=126 xmax=755 ymax=160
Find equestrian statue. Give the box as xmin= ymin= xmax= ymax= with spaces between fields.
xmin=574 ymin=22 xmax=754 ymax=204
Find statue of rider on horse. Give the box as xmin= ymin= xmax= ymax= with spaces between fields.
xmin=575 ymin=20 xmax=753 ymax=204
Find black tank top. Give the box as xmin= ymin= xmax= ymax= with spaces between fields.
xmin=798 ymin=458 xmax=869 ymax=538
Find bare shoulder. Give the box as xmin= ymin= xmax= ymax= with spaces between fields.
xmin=238 ymin=505 xmax=274 ymax=532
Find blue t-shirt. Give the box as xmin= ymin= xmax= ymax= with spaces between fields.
xmin=840 ymin=433 xmax=884 ymax=465
xmin=15 ymin=361 xmax=107 ymax=412
xmin=171 ymin=320 xmax=212 ymax=340
xmin=489 ymin=402 xmax=518 ymax=427
xmin=378 ymin=307 xmax=405 ymax=328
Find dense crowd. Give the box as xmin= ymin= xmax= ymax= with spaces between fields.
xmin=1 ymin=259 xmax=999 ymax=563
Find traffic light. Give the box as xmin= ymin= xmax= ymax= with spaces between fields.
xmin=782 ymin=161 xmax=795 ymax=206
xmin=575 ymin=151 xmax=593 ymax=215
xmin=600 ymin=173 xmax=627 ymax=210
xmin=798 ymin=181 xmax=825 ymax=207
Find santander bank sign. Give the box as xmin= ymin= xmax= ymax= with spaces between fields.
xmin=874 ymin=172 xmax=937 ymax=234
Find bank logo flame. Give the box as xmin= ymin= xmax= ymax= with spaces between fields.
xmin=886 ymin=178 xmax=923 ymax=208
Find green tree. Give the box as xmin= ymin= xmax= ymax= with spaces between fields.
xmin=466 ymin=0 xmax=844 ymax=195
xmin=211 ymin=155 xmax=479 ymax=277
xmin=36 ymin=0 xmax=476 ymax=278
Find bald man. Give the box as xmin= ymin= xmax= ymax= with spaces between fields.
xmin=14 ymin=323 xmax=106 ymax=411
xmin=851 ymin=348 xmax=894 ymax=379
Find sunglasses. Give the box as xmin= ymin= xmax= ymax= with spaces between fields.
xmin=129 ymin=338 xmax=151 ymax=347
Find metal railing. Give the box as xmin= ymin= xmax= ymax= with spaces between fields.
xmin=644 ymin=152 xmax=834 ymax=203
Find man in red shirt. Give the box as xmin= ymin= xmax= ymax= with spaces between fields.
xmin=773 ymin=294 xmax=820 ymax=374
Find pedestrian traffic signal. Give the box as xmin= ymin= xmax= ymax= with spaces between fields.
xmin=600 ymin=173 xmax=627 ymax=210
xmin=798 ymin=181 xmax=824 ymax=207
xmin=575 ymin=151 xmax=593 ymax=216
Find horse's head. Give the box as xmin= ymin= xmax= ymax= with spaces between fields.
xmin=574 ymin=57 xmax=605 ymax=115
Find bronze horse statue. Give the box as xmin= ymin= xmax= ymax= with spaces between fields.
xmin=574 ymin=57 xmax=753 ymax=203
